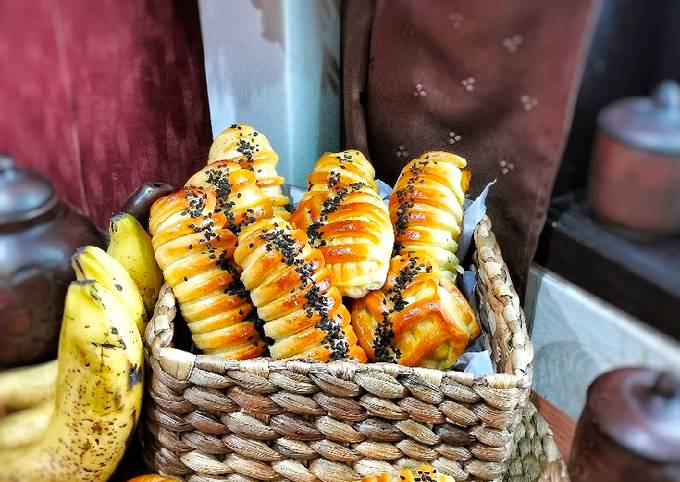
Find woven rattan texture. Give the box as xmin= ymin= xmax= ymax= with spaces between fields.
xmin=142 ymin=217 xmax=547 ymax=482
xmin=507 ymin=404 xmax=569 ymax=482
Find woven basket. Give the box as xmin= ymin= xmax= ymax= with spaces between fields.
xmin=141 ymin=216 xmax=556 ymax=482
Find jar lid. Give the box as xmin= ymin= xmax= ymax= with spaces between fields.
xmin=588 ymin=367 xmax=680 ymax=463
xmin=0 ymin=154 xmax=58 ymax=225
xmin=599 ymin=80 xmax=680 ymax=156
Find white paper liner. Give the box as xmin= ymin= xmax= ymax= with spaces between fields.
xmin=284 ymin=180 xmax=496 ymax=375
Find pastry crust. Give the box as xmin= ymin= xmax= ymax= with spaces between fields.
xmin=389 ymin=151 xmax=470 ymax=278
xmin=351 ymin=253 xmax=479 ymax=370
xmin=359 ymin=465 xmax=455 ymax=482
xmin=234 ymin=217 xmax=367 ymax=362
xmin=149 ymin=187 xmax=266 ymax=360
xmin=185 ymin=159 xmax=273 ymax=234
xmin=291 ymin=150 xmax=393 ymax=298
xmin=208 ymin=124 xmax=290 ymax=219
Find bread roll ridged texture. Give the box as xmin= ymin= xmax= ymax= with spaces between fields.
xmin=234 ymin=217 xmax=367 ymax=362
xmin=291 ymin=150 xmax=393 ymax=298
xmin=389 ymin=151 xmax=470 ymax=278
xmin=351 ymin=253 xmax=479 ymax=370
xmin=358 ymin=465 xmax=455 ymax=482
xmin=149 ymin=188 xmax=266 ymax=359
xmin=185 ymin=159 xmax=273 ymax=233
xmin=208 ymin=124 xmax=290 ymax=219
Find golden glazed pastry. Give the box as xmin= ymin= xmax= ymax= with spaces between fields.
xmin=389 ymin=151 xmax=470 ymax=278
xmin=234 ymin=217 xmax=367 ymax=362
xmin=305 ymin=149 xmax=378 ymax=190
xmin=185 ymin=159 xmax=273 ymax=234
xmin=358 ymin=465 xmax=455 ymax=482
xmin=149 ymin=187 xmax=266 ymax=360
xmin=291 ymin=150 xmax=393 ymax=298
xmin=351 ymin=253 xmax=479 ymax=370
xmin=208 ymin=124 xmax=290 ymax=219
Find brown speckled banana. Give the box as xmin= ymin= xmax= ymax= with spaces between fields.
xmin=0 ymin=280 xmax=144 ymax=481
xmin=71 ymin=245 xmax=146 ymax=334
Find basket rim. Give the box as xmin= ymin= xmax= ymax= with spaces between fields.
xmin=145 ymin=215 xmax=533 ymax=390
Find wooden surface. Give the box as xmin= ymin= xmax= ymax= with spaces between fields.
xmin=532 ymin=392 xmax=576 ymax=459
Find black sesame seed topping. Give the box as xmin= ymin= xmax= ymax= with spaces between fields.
xmin=316 ymin=313 xmax=349 ymax=360
xmin=326 ymin=171 xmax=341 ymax=189
xmin=306 ymin=221 xmax=323 ymax=245
xmin=373 ymin=310 xmax=401 ymax=362
xmin=257 ymin=222 xmax=350 ymax=359
xmin=373 ymin=255 xmax=432 ymax=362
xmin=181 ymin=189 xmax=207 ymax=218
xmin=258 ymin=227 xmax=302 ymax=266
xmin=237 ymin=138 xmax=255 ymax=160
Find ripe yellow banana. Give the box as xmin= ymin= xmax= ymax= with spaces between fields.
xmin=107 ymin=212 xmax=164 ymax=314
xmin=0 ymin=360 xmax=57 ymax=412
xmin=0 ymin=400 xmax=53 ymax=450
xmin=0 ymin=280 xmax=144 ymax=481
xmin=72 ymin=245 xmax=146 ymax=333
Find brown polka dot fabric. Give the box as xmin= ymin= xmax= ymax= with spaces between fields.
xmin=342 ymin=0 xmax=601 ymax=296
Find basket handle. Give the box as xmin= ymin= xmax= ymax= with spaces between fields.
xmin=145 ymin=284 xmax=177 ymax=359
xmin=473 ymin=216 xmax=533 ymax=379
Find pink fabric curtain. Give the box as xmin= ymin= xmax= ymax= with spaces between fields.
xmin=0 ymin=0 xmax=212 ymax=227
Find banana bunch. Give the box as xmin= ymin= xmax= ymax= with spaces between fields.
xmin=0 ymin=279 xmax=144 ymax=481
xmin=0 ymin=213 xmax=161 ymax=481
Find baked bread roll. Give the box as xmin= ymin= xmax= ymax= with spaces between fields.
xmin=360 ymin=465 xmax=455 ymax=482
xmin=389 ymin=151 xmax=470 ymax=278
xmin=351 ymin=253 xmax=479 ymax=370
xmin=208 ymin=124 xmax=290 ymax=219
xmin=234 ymin=217 xmax=367 ymax=362
xmin=306 ymin=149 xmax=378 ymax=190
xmin=149 ymin=187 xmax=266 ymax=360
xmin=185 ymin=159 xmax=273 ymax=234
xmin=291 ymin=150 xmax=393 ymax=298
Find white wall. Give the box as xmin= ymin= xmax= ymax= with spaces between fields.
xmin=198 ymin=0 xmax=341 ymax=186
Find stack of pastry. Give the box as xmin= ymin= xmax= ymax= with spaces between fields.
xmin=291 ymin=150 xmax=393 ymax=298
xmin=148 ymin=126 xmax=478 ymax=368
xmin=234 ymin=217 xmax=366 ymax=362
xmin=389 ymin=151 xmax=469 ymax=278
xmin=149 ymin=126 xmax=283 ymax=359
xmin=208 ymin=124 xmax=290 ymax=219
xmin=185 ymin=159 xmax=273 ymax=234
xmin=149 ymin=188 xmax=267 ymax=359
xmin=351 ymin=253 xmax=479 ymax=369
xmin=351 ymin=151 xmax=479 ymax=370
xmin=149 ymin=128 xmax=366 ymax=361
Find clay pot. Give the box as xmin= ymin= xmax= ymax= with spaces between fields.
xmin=0 ymin=154 xmax=172 ymax=367
xmin=569 ymin=367 xmax=680 ymax=482
xmin=589 ymin=81 xmax=680 ymax=235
